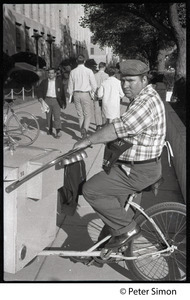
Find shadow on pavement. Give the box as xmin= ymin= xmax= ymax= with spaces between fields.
xmin=54 ymin=209 xmax=136 ymax=281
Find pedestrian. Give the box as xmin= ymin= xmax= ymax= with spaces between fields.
xmin=114 ymin=62 xmax=121 ymax=80
xmin=37 ymin=68 xmax=66 ymax=138
xmin=62 ymin=64 xmax=72 ymax=100
xmin=85 ymin=59 xmax=98 ymax=74
xmin=67 ymin=55 xmax=97 ymax=138
xmin=73 ymin=59 xmax=166 ymax=250
xmin=98 ymin=66 xmax=124 ymax=124
xmin=56 ymin=68 xmax=62 ymax=78
xmin=94 ymin=62 xmax=109 ymax=131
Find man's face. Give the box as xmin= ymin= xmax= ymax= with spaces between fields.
xmin=48 ymin=69 xmax=56 ymax=80
xmin=121 ymin=75 xmax=146 ymax=100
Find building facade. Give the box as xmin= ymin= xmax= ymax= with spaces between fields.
xmin=3 ymin=4 xmax=113 ymax=68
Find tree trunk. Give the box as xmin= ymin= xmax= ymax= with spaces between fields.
xmin=169 ymin=3 xmax=186 ymax=81
xmin=157 ymin=49 xmax=166 ymax=73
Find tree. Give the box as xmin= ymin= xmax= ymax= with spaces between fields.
xmin=80 ymin=3 xmax=186 ymax=82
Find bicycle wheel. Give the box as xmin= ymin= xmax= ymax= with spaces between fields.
xmin=126 ymin=202 xmax=186 ymax=281
xmin=6 ymin=111 xmax=40 ymax=146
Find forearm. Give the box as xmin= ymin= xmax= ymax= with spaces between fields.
xmin=90 ymin=123 xmax=117 ymax=144
xmin=73 ymin=123 xmax=118 ymax=149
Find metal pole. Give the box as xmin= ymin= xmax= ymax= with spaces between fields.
xmin=36 ymin=37 xmax=39 ymax=71
xmin=49 ymin=42 xmax=52 ymax=68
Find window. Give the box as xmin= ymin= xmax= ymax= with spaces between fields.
xmin=16 ymin=23 xmax=22 ymax=52
xmin=90 ymin=48 xmax=94 ymax=55
xmin=59 ymin=10 xmax=62 ymax=26
xmin=29 ymin=4 xmax=33 ymax=18
xmin=37 ymin=4 xmax=40 ymax=22
xmin=25 ymin=26 xmax=30 ymax=52
xmin=22 ymin=4 xmax=25 ymax=15
xmin=90 ymin=36 xmax=94 ymax=44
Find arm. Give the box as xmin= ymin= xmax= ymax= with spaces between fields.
xmin=89 ymin=70 xmax=97 ymax=93
xmin=67 ymin=73 xmax=74 ymax=98
xmin=119 ymin=82 xmax=125 ymax=98
xmin=73 ymin=123 xmax=117 ymax=149
xmin=36 ymin=80 xmax=45 ymax=101
xmin=97 ymin=84 xmax=104 ymax=99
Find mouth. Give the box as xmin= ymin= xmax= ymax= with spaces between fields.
xmin=124 ymin=90 xmax=131 ymax=94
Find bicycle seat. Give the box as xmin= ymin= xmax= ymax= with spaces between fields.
xmin=141 ymin=177 xmax=164 ymax=196
xmin=4 ymin=98 xmax=15 ymax=104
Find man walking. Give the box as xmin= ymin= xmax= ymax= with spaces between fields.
xmin=67 ymin=55 xmax=97 ymax=138
xmin=37 ymin=68 xmax=66 ymax=138
xmin=94 ymin=62 xmax=109 ymax=130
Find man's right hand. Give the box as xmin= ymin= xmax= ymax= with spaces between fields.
xmin=72 ymin=139 xmax=90 ymax=150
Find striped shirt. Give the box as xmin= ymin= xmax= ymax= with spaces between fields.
xmin=113 ymin=84 xmax=166 ymax=161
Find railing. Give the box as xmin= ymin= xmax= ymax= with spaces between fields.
xmin=4 ymin=86 xmax=35 ymax=101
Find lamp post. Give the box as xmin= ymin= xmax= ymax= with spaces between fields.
xmin=31 ymin=32 xmax=42 ymax=71
xmin=46 ymin=35 xmax=55 ymax=68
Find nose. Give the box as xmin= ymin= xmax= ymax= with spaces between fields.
xmin=123 ymin=80 xmax=129 ymax=89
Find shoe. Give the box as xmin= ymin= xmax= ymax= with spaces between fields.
xmin=105 ymin=225 xmax=141 ymax=250
xmin=55 ymin=130 xmax=62 ymax=138
xmin=47 ymin=129 xmax=52 ymax=135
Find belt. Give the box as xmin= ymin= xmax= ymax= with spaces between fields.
xmin=74 ymin=91 xmax=90 ymax=93
xmin=46 ymin=96 xmax=57 ymax=99
xmin=117 ymin=156 xmax=161 ymax=165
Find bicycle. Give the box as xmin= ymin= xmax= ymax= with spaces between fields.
xmin=5 ymin=147 xmax=186 ymax=281
xmin=3 ymin=98 xmax=40 ymax=149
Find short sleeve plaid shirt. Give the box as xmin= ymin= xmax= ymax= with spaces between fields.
xmin=113 ymin=84 xmax=166 ymax=161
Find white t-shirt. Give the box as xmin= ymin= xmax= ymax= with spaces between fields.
xmin=98 ymin=76 xmax=124 ymax=119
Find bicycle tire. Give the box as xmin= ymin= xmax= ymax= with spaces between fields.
xmin=126 ymin=202 xmax=186 ymax=281
xmin=6 ymin=111 xmax=40 ymax=146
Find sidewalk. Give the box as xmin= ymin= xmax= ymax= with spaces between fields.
xmin=3 ymin=98 xmax=184 ymax=282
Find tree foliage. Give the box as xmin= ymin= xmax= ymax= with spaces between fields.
xmin=80 ymin=3 xmax=186 ymax=77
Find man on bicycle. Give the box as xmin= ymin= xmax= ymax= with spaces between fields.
xmin=73 ymin=59 xmax=166 ymax=250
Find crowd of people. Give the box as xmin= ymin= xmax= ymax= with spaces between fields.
xmin=37 ymin=54 xmax=126 ymax=138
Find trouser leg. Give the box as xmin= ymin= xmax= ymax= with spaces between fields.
xmin=80 ymin=93 xmax=92 ymax=131
xmin=83 ymin=161 xmax=162 ymax=236
xmin=45 ymin=99 xmax=53 ymax=130
xmin=94 ymin=100 xmax=102 ymax=126
xmin=52 ymin=99 xmax=61 ymax=130
xmin=73 ymin=93 xmax=84 ymax=129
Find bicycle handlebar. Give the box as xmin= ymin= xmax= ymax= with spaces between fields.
xmin=5 ymin=147 xmax=88 ymax=194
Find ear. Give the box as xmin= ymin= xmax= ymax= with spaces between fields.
xmin=142 ymin=75 xmax=148 ymax=86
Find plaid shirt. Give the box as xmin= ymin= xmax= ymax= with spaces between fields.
xmin=113 ymin=84 xmax=166 ymax=161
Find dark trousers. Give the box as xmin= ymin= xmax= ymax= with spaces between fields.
xmin=83 ymin=160 xmax=162 ymax=236
xmin=45 ymin=97 xmax=61 ymax=130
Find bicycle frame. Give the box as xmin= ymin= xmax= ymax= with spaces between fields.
xmin=38 ymin=193 xmax=175 ymax=261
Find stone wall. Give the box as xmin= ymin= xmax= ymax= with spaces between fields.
xmin=164 ymin=102 xmax=186 ymax=202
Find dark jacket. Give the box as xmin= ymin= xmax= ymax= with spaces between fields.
xmin=37 ymin=77 xmax=66 ymax=108
xmin=58 ymin=160 xmax=86 ymax=216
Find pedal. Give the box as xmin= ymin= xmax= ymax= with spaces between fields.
xmin=100 ymin=248 xmax=113 ymax=260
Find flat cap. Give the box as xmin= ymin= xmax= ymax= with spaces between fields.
xmin=120 ymin=59 xmax=149 ymax=76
